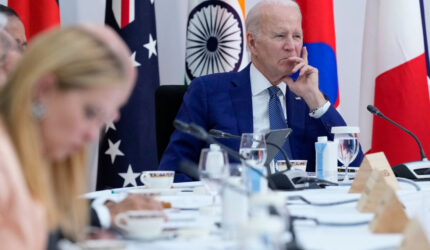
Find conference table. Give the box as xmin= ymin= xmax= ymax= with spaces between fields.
xmin=84 ymin=180 xmax=430 ymax=250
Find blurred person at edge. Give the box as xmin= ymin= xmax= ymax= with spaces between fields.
xmin=0 ymin=27 xmax=21 ymax=87
xmin=0 ymin=7 xmax=163 ymax=240
xmin=0 ymin=12 xmax=21 ymax=88
xmin=0 ymin=24 xmax=161 ymax=249
xmin=0 ymin=4 xmax=27 ymax=51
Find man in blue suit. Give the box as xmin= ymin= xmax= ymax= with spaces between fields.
xmin=159 ymin=0 xmax=363 ymax=182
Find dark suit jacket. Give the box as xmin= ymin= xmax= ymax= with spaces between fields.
xmin=159 ymin=64 xmax=363 ymax=182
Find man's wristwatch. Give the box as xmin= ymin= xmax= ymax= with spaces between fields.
xmin=309 ymin=101 xmax=331 ymax=118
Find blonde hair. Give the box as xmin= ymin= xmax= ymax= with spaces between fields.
xmin=0 ymin=26 xmax=130 ymax=240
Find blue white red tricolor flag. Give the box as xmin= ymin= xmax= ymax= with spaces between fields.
xmin=97 ymin=0 xmax=160 ymax=189
xmin=359 ymin=0 xmax=430 ymax=166
xmin=296 ymin=0 xmax=340 ymax=108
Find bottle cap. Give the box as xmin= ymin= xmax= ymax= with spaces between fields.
xmin=317 ymin=136 xmax=328 ymax=142
xmin=209 ymin=144 xmax=221 ymax=151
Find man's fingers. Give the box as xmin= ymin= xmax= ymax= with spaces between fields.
xmin=286 ymin=57 xmax=303 ymax=64
xmin=302 ymin=46 xmax=308 ymax=64
xmin=299 ymin=65 xmax=317 ymax=77
xmin=291 ymin=61 xmax=305 ymax=73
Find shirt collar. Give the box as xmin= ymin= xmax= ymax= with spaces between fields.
xmin=250 ymin=63 xmax=287 ymax=97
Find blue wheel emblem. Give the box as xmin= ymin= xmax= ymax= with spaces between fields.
xmin=186 ymin=1 xmax=244 ymax=81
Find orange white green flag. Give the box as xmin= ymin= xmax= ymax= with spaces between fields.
xmin=185 ymin=0 xmax=248 ymax=84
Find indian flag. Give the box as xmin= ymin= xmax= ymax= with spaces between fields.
xmin=185 ymin=0 xmax=248 ymax=84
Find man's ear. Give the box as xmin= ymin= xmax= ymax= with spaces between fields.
xmin=246 ymin=32 xmax=257 ymax=55
xmin=33 ymin=74 xmax=58 ymax=100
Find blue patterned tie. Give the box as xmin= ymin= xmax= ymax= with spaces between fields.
xmin=268 ymin=86 xmax=292 ymax=163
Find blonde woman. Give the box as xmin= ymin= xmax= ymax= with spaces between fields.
xmin=0 ymin=24 xmax=136 ymax=249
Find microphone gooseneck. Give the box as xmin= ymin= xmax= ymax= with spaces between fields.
xmin=173 ymin=120 xmax=278 ymax=189
xmin=366 ymin=105 xmax=427 ymax=161
xmin=209 ymin=129 xmax=293 ymax=171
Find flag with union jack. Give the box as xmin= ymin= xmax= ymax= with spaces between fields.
xmin=96 ymin=0 xmax=160 ymax=190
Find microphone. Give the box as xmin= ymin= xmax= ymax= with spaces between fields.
xmin=366 ymin=105 xmax=430 ymax=180
xmin=173 ymin=120 xmax=274 ymax=186
xmin=209 ymin=129 xmax=239 ymax=139
xmin=174 ymin=120 xmax=313 ymax=190
xmin=209 ymin=129 xmax=293 ymax=170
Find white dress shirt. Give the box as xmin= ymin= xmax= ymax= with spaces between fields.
xmin=250 ymin=63 xmax=329 ymax=133
xmin=250 ymin=64 xmax=287 ymax=133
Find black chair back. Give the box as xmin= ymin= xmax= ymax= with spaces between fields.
xmin=155 ymin=85 xmax=188 ymax=163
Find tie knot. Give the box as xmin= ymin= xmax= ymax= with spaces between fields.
xmin=268 ymin=86 xmax=281 ymax=98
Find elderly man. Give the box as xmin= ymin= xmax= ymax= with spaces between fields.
xmin=159 ymin=0 xmax=363 ymax=182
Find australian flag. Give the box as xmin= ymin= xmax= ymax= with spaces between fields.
xmin=96 ymin=0 xmax=159 ymax=190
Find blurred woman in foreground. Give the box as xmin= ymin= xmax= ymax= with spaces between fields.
xmin=0 ymin=24 xmax=136 ymax=249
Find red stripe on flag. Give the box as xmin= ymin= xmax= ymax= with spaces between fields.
xmin=295 ymin=0 xmax=336 ymax=53
xmin=369 ymin=54 xmax=430 ymax=165
xmin=9 ymin=0 xmax=60 ymax=40
xmin=121 ymin=0 xmax=130 ymax=29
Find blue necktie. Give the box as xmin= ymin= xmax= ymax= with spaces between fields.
xmin=268 ymin=86 xmax=292 ymax=163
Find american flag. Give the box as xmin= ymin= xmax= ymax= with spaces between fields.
xmin=96 ymin=0 xmax=159 ymax=190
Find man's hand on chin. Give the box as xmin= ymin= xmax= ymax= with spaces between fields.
xmin=284 ymin=46 xmax=326 ymax=110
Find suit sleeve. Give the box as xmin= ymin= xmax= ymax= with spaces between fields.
xmin=158 ymin=78 xmax=209 ymax=182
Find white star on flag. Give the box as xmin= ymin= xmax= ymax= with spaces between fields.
xmin=131 ymin=51 xmax=141 ymax=67
xmin=105 ymin=121 xmax=116 ymax=132
xmin=119 ymin=165 xmax=140 ymax=187
xmin=150 ymin=0 xmax=154 ymax=4
xmin=105 ymin=139 xmax=124 ymax=164
xmin=143 ymin=34 xmax=157 ymax=59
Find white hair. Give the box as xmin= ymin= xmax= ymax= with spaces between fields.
xmin=245 ymin=0 xmax=302 ymax=37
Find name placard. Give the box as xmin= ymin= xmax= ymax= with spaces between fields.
xmin=399 ymin=218 xmax=430 ymax=250
xmin=349 ymin=152 xmax=400 ymax=193
xmin=369 ymin=186 xmax=408 ymax=233
xmin=357 ymin=170 xmax=391 ymax=213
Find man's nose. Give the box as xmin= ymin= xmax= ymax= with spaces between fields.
xmin=283 ymin=36 xmax=295 ymax=50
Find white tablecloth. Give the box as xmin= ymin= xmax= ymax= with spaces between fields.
xmin=83 ymin=181 xmax=430 ymax=250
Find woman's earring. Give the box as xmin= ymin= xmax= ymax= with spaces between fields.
xmin=31 ymin=100 xmax=46 ymax=120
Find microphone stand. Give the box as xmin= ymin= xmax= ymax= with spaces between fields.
xmin=175 ymin=120 xmax=323 ymax=190
xmin=367 ymin=105 xmax=430 ymax=180
xmin=173 ymin=120 xmax=278 ymax=189
xmin=208 ymin=129 xmax=313 ymax=190
xmin=209 ymin=129 xmax=293 ymax=171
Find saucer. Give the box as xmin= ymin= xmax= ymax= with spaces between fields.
xmin=78 ymin=239 xmax=126 ymax=250
xmin=124 ymin=231 xmax=176 ymax=242
xmin=127 ymin=188 xmax=179 ymax=196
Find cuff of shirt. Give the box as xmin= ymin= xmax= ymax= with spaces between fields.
xmin=309 ymin=101 xmax=331 ymax=119
xmin=91 ymin=194 xmax=127 ymax=229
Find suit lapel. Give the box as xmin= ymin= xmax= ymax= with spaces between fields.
xmin=230 ymin=64 xmax=253 ymax=134
xmin=286 ymin=87 xmax=306 ymax=156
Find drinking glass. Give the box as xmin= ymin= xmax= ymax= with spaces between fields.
xmin=198 ymin=147 xmax=229 ymax=204
xmin=239 ymin=133 xmax=268 ymax=193
xmin=331 ymin=126 xmax=360 ymax=183
xmin=239 ymin=133 xmax=267 ymax=168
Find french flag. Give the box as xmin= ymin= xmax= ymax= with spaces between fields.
xmin=359 ymin=0 xmax=430 ymax=166
xmin=296 ymin=0 xmax=339 ymax=108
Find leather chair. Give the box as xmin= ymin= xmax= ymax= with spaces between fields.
xmin=155 ymin=85 xmax=188 ymax=163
